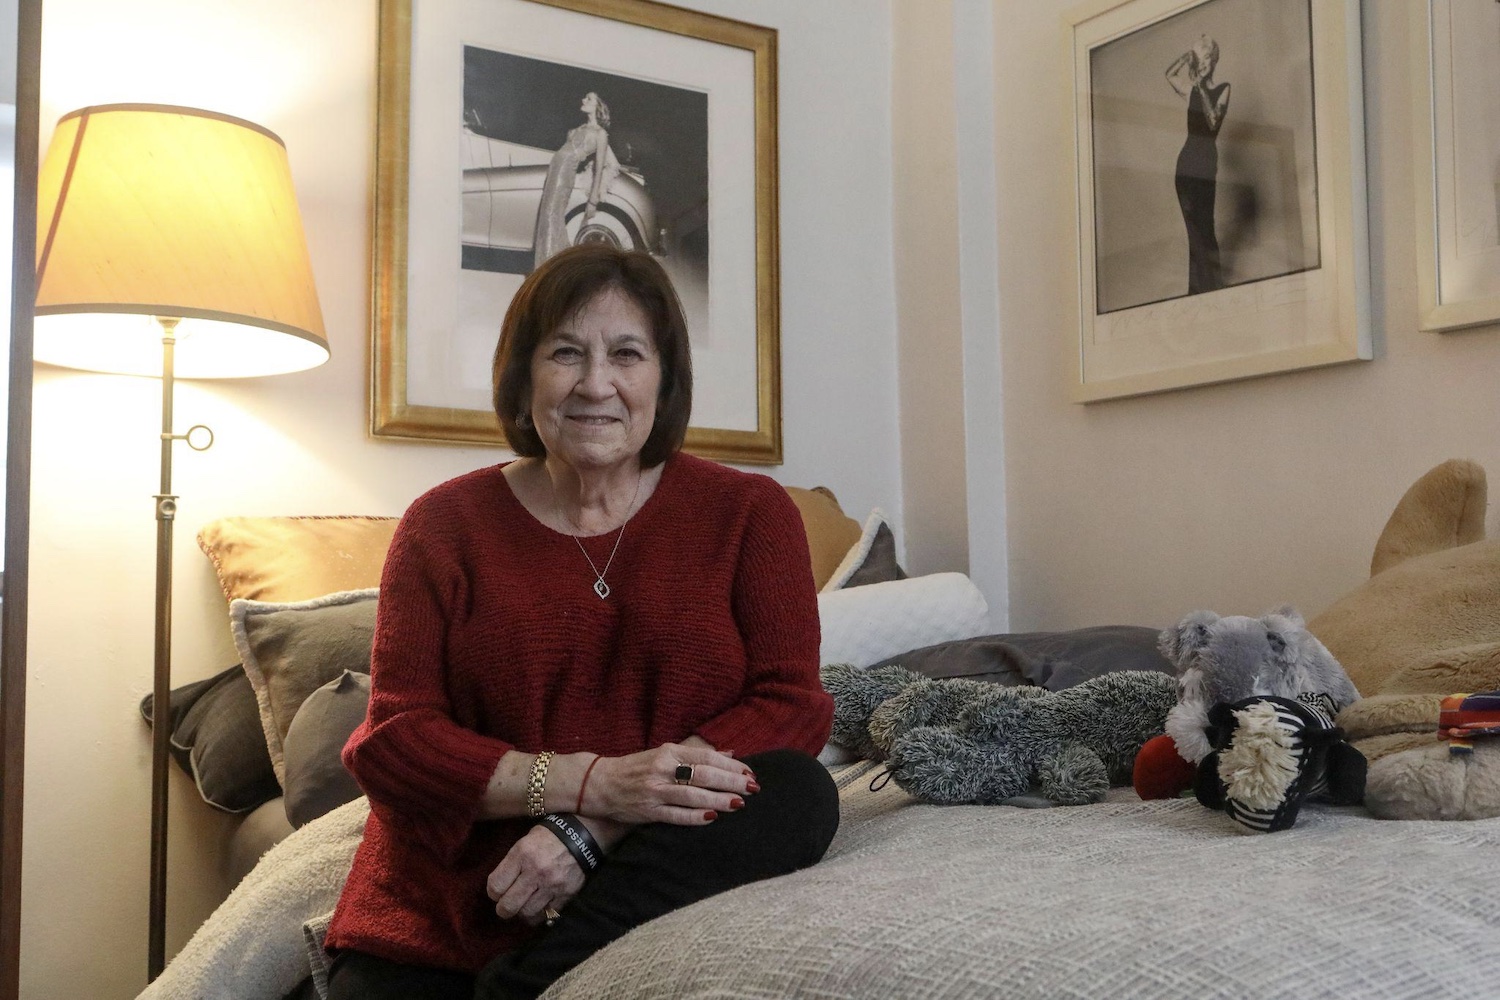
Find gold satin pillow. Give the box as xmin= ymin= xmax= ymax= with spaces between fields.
xmin=198 ymin=516 xmax=399 ymax=603
xmin=784 ymin=486 xmax=863 ymax=591
xmin=199 ymin=487 xmax=858 ymax=601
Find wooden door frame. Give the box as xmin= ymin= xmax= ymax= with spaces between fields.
xmin=1 ymin=1 xmax=43 ymax=996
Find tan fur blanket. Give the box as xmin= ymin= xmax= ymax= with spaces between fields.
xmin=1310 ymin=460 xmax=1500 ymax=819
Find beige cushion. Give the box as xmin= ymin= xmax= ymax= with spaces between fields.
xmin=198 ymin=516 xmax=398 ymax=603
xmin=226 ymin=797 xmax=296 ymax=888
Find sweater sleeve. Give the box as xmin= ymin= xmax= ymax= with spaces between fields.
xmin=694 ymin=481 xmax=833 ymax=756
xmin=341 ymin=499 xmax=513 ymax=862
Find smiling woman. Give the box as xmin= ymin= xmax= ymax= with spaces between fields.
xmin=522 ymin=288 xmax=663 ymax=506
xmin=494 ymin=243 xmax=692 ymax=473
xmin=320 ymin=245 xmax=837 ymax=1000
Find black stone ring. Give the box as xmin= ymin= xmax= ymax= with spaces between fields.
xmin=673 ymin=763 xmax=694 ymax=785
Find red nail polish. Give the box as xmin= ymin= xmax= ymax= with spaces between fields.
xmin=703 ymin=810 xmax=718 ymax=821
xmin=746 ymin=780 xmax=761 ymax=794
xmin=729 ymin=796 xmax=745 ymax=810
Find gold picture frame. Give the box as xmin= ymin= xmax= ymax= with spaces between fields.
xmin=371 ymin=0 xmax=782 ymax=463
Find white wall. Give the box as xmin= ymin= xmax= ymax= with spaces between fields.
xmin=953 ymin=0 xmax=1007 ymax=623
xmin=890 ymin=0 xmax=1008 ymax=614
xmin=0 ymin=0 xmax=15 ymax=105
xmin=994 ymin=1 xmax=1500 ymax=633
xmin=892 ymin=0 xmax=969 ymax=579
xmin=21 ymin=1 xmax=900 ymax=996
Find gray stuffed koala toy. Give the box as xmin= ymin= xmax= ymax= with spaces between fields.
xmin=1160 ymin=607 xmax=1361 ymax=765
xmin=822 ymin=662 xmax=1176 ymax=806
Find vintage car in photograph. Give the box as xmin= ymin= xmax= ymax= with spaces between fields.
xmin=460 ymin=125 xmax=659 ymax=274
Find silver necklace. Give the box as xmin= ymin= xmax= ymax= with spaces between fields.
xmin=553 ymin=470 xmax=643 ymax=599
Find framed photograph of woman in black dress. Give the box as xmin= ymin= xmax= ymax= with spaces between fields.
xmin=1067 ymin=0 xmax=1370 ymax=402
xmin=1412 ymin=0 xmax=1500 ymax=333
xmin=371 ymin=0 xmax=783 ymax=463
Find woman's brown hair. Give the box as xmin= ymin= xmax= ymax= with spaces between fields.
xmin=492 ymin=243 xmax=693 ymax=467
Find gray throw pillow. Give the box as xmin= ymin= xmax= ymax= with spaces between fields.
xmin=842 ymin=522 xmax=908 ymax=588
xmin=138 ymin=664 xmax=281 ymax=814
xmin=824 ymin=511 xmax=908 ymax=591
xmin=231 ymin=588 xmax=378 ymax=784
xmin=871 ymin=625 xmax=1172 ymax=691
xmin=282 ymin=670 xmax=370 ymax=828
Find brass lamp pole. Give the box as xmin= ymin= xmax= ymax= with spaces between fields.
xmin=148 ymin=318 xmax=176 ymax=974
xmin=33 ymin=105 xmax=329 ymax=982
xmin=147 ymin=317 xmax=215 ymax=972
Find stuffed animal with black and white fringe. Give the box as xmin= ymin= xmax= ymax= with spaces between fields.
xmin=1193 ymin=694 xmax=1367 ymax=832
xmin=1135 ymin=607 xmax=1362 ymax=800
xmin=820 ymin=662 xmax=1177 ymax=806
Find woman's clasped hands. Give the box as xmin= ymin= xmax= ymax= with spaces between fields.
xmin=486 ymin=743 xmax=759 ymax=925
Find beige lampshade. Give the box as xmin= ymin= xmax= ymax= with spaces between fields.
xmin=34 ymin=103 xmax=330 ymax=378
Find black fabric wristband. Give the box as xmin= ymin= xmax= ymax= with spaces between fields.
xmin=539 ymin=813 xmax=603 ymax=875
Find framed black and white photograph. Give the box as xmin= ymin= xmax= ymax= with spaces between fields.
xmin=1067 ymin=0 xmax=1369 ymax=402
xmin=372 ymin=0 xmax=782 ymax=463
xmin=1412 ymin=0 xmax=1500 ymax=333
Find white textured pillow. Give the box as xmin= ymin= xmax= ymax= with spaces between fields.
xmin=816 ymin=573 xmax=992 ymax=764
xmin=819 ymin=572 xmax=991 ymax=668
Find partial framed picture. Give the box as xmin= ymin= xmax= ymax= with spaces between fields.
xmin=372 ymin=0 xmax=782 ymax=463
xmin=1066 ymin=0 xmax=1370 ymax=402
xmin=1412 ymin=0 xmax=1500 ymax=333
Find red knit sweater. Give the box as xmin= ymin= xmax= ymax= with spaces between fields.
xmin=323 ymin=453 xmax=832 ymax=971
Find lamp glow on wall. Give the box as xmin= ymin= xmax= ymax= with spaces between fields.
xmin=32 ymin=104 xmax=329 ymax=981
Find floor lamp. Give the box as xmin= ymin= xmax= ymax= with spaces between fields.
xmin=31 ymin=104 xmax=330 ymax=981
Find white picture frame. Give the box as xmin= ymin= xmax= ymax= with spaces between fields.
xmin=1412 ymin=0 xmax=1500 ymax=333
xmin=1066 ymin=0 xmax=1370 ymax=402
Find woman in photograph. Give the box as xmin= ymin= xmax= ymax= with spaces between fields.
xmin=322 ymin=243 xmax=838 ymax=1000
xmin=1166 ymin=34 xmax=1231 ymax=294
xmin=533 ymin=92 xmax=622 ymax=268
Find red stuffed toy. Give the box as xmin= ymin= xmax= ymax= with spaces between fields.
xmin=1133 ymin=733 xmax=1196 ymax=799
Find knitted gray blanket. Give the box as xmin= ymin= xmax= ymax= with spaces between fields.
xmin=547 ymin=762 xmax=1500 ymax=999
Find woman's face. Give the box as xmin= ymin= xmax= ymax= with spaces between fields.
xmin=1193 ymin=42 xmax=1217 ymax=76
xmin=581 ymin=93 xmax=598 ymax=115
xmin=527 ymin=287 xmax=662 ymax=476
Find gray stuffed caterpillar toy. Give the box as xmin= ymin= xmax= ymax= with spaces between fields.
xmin=822 ymin=662 xmax=1176 ymax=806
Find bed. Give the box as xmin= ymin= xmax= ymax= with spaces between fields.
xmin=142 ymin=760 xmax=1500 ymax=999
xmin=137 ymin=487 xmax=1500 ymax=999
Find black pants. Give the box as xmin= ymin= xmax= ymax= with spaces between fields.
xmin=326 ymin=749 xmax=839 ymax=1000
